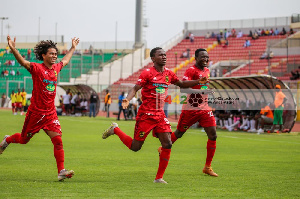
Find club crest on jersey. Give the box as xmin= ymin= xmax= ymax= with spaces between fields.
xmin=139 ymin=132 xmax=145 ymax=138
xmin=155 ymin=87 xmax=165 ymax=94
xmin=46 ymin=84 xmax=55 ymax=92
xmin=54 ymin=71 xmax=57 ymax=77
xmin=165 ymin=76 xmax=169 ymax=83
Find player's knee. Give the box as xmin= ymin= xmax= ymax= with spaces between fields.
xmin=131 ymin=145 xmax=142 ymax=152
xmin=162 ymin=141 xmax=172 ymax=149
xmin=209 ymin=134 xmax=217 ymax=141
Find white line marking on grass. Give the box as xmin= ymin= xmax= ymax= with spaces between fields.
xmin=187 ymin=131 xmax=300 ymax=145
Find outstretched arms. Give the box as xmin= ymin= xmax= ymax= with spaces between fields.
xmin=7 ymin=36 xmax=30 ymax=70
xmin=61 ymin=37 xmax=80 ymax=67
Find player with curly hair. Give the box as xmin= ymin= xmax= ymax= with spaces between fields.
xmin=0 ymin=35 xmax=80 ymax=181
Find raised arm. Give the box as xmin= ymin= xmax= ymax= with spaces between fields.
xmin=7 ymin=36 xmax=30 ymax=70
xmin=122 ymin=84 xmax=142 ymax=109
xmin=61 ymin=37 xmax=80 ymax=67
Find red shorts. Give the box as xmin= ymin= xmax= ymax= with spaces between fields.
xmin=134 ymin=113 xmax=172 ymax=141
xmin=21 ymin=110 xmax=62 ymax=143
xmin=16 ymin=102 xmax=22 ymax=108
xmin=12 ymin=103 xmax=16 ymax=108
xmin=177 ymin=110 xmax=216 ymax=132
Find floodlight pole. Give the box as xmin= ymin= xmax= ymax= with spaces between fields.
xmin=0 ymin=17 xmax=8 ymax=45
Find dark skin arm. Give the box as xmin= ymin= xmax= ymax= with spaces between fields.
xmin=122 ymin=85 xmax=142 ymax=109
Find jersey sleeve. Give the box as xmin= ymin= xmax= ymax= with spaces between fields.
xmin=29 ymin=62 xmax=38 ymax=75
xmin=169 ymin=70 xmax=179 ymax=84
xmin=182 ymin=68 xmax=193 ymax=81
xmin=136 ymin=70 xmax=149 ymax=87
xmin=55 ymin=61 xmax=64 ymax=72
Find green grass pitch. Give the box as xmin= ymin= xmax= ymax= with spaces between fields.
xmin=0 ymin=109 xmax=299 ymax=198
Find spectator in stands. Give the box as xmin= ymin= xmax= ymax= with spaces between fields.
xmin=1 ymin=93 xmax=7 ymax=107
xmin=231 ymin=28 xmax=236 ymax=37
xmin=216 ymin=34 xmax=221 ymax=44
xmin=10 ymin=69 xmax=15 ymax=76
xmin=117 ymin=91 xmax=127 ymax=120
xmin=269 ymin=28 xmax=274 ymax=36
xmin=180 ymin=51 xmax=188 ymax=58
xmin=5 ymin=46 xmax=9 ymax=54
xmin=221 ymin=39 xmax=229 ymax=48
xmin=104 ymin=89 xmax=111 ymax=118
xmin=11 ymin=60 xmax=15 ymax=66
xmin=289 ymin=28 xmax=294 ymax=36
xmin=261 ymin=29 xmax=266 ymax=36
xmin=89 ymin=91 xmax=98 ymax=117
xmin=27 ymin=49 xmax=31 ymax=60
xmin=236 ymin=30 xmax=243 ymax=38
xmin=265 ymin=29 xmax=270 ymax=36
xmin=280 ymin=27 xmax=287 ymax=35
xmin=269 ymin=85 xmax=287 ymax=133
xmin=205 ymin=32 xmax=211 ymax=39
xmin=274 ymin=28 xmax=279 ymax=35
xmin=252 ymin=31 xmax=259 ymax=40
xmin=16 ymin=70 xmax=20 ymax=76
xmin=189 ymin=33 xmax=194 ymax=43
xmin=243 ymin=40 xmax=251 ymax=47
xmin=290 ymin=66 xmax=300 ymax=80
xmin=4 ymin=69 xmax=9 ymax=77
xmin=257 ymin=29 xmax=262 ymax=36
xmin=248 ymin=30 xmax=253 ymax=38
xmin=211 ymin=32 xmax=216 ymax=38
xmin=1 ymin=69 xmax=4 ymax=77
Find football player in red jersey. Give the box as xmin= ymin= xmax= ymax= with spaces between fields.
xmin=160 ymin=48 xmax=218 ymax=177
xmin=0 ymin=35 xmax=80 ymax=181
xmin=102 ymin=47 xmax=208 ymax=184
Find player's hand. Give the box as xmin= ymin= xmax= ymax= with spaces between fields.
xmin=122 ymin=98 xmax=129 ymax=109
xmin=7 ymin=35 xmax=16 ymax=48
xmin=71 ymin=37 xmax=80 ymax=48
xmin=199 ymin=77 xmax=208 ymax=84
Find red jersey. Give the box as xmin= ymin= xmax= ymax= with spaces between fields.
xmin=182 ymin=65 xmax=210 ymax=110
xmin=28 ymin=62 xmax=63 ymax=115
xmin=136 ymin=66 xmax=179 ymax=115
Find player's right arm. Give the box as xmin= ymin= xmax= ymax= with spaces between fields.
xmin=122 ymin=85 xmax=142 ymax=109
xmin=7 ymin=36 xmax=30 ymax=70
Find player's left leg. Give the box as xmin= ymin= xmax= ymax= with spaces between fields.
xmin=46 ymin=130 xmax=74 ymax=181
xmin=203 ymin=126 xmax=218 ymax=177
xmin=154 ymin=132 xmax=172 ymax=184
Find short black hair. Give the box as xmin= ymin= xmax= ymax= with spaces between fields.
xmin=195 ymin=48 xmax=207 ymax=58
xmin=150 ymin=47 xmax=162 ymax=57
xmin=34 ymin=40 xmax=58 ymax=61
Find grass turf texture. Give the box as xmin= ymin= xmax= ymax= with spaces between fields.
xmin=0 ymin=109 xmax=299 ymax=198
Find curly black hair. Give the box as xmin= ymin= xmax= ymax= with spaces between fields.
xmin=34 ymin=40 xmax=58 ymax=61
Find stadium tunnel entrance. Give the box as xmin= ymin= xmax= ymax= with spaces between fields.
xmin=207 ymin=75 xmax=297 ymax=132
xmin=56 ymin=84 xmax=100 ymax=116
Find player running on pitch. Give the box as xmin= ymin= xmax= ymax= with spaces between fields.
xmin=159 ymin=48 xmax=218 ymax=177
xmin=0 ymin=35 xmax=80 ymax=181
xmin=102 ymin=47 xmax=208 ymax=184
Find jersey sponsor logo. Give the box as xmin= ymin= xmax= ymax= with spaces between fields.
xmin=46 ymin=84 xmax=55 ymax=92
xmin=54 ymin=71 xmax=58 ymax=77
xmin=155 ymin=87 xmax=165 ymax=94
xmin=165 ymin=76 xmax=169 ymax=83
xmin=43 ymin=79 xmax=57 ymax=85
xmin=152 ymin=83 xmax=168 ymax=88
xmin=139 ymin=132 xmax=145 ymax=138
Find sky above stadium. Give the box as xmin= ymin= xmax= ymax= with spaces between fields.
xmin=1 ymin=0 xmax=299 ymax=49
